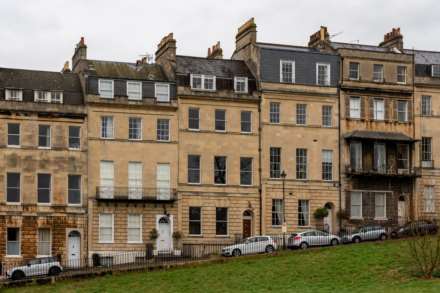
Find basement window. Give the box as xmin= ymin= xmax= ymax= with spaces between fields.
xmin=432 ymin=65 xmax=440 ymax=78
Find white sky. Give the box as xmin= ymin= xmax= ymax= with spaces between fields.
xmin=1 ymin=0 xmax=439 ymax=71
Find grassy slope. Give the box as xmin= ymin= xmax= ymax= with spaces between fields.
xmin=5 ymin=239 xmax=440 ymax=293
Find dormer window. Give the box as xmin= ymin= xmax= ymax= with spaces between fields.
xmin=316 ymin=63 xmax=330 ymax=86
xmin=5 ymin=89 xmax=23 ymax=101
xmin=190 ymin=74 xmax=216 ymax=91
xmin=280 ymin=60 xmax=295 ymax=83
xmin=127 ymin=81 xmax=142 ymax=100
xmin=51 ymin=91 xmax=63 ymax=103
xmin=234 ymin=77 xmax=248 ymax=93
xmin=155 ymin=83 xmax=170 ymax=102
xmin=99 ymin=79 xmax=114 ymax=99
xmin=432 ymin=65 xmax=440 ymax=78
xmin=34 ymin=91 xmax=50 ymax=102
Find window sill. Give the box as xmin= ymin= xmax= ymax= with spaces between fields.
xmin=67 ymin=203 xmax=82 ymax=207
xmin=100 ymin=137 xmax=115 ymax=140
xmin=374 ymin=217 xmax=388 ymax=221
xmin=191 ymin=88 xmax=216 ymax=92
xmin=37 ymin=203 xmax=52 ymax=206
xmin=350 ymin=217 xmax=363 ymax=220
xmin=188 ymin=234 xmax=203 ymax=238
xmin=214 ymin=130 xmax=227 ymax=133
xmin=7 ymin=145 xmax=21 ymax=148
xmin=127 ymin=241 xmax=143 ymax=244
xmin=5 ymin=255 xmax=22 ymax=258
xmin=128 ymin=138 xmax=143 ymax=141
xmin=38 ymin=147 xmax=52 ymax=150
xmin=188 ymin=182 xmax=201 ymax=185
xmin=68 ymin=148 xmax=81 ymax=151
xmin=36 ymin=254 xmax=52 ymax=258
xmin=239 ymin=184 xmax=253 ymax=187
xmin=214 ymin=183 xmax=227 ymax=186
xmin=215 ymin=235 xmax=230 ymax=238
xmin=6 ymin=202 xmax=21 ymax=205
xmin=188 ymin=128 xmax=200 ymax=132
xmin=240 ymin=131 xmax=252 ymax=134
xmin=156 ymin=140 xmax=171 ymax=143
xmin=99 ymin=96 xmax=115 ymax=99
xmin=98 ymin=242 xmax=114 ymax=244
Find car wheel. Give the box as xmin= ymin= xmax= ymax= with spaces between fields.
xmin=11 ymin=270 xmax=25 ymax=281
xmin=232 ymin=249 xmax=241 ymax=257
xmin=265 ymin=245 xmax=275 ymax=254
xmin=330 ymin=239 xmax=339 ymax=246
xmin=299 ymin=242 xmax=308 ymax=250
xmin=391 ymin=232 xmax=397 ymax=239
xmin=49 ymin=266 xmax=62 ymax=276
xmin=353 ymin=237 xmax=361 ymax=244
xmin=379 ymin=233 xmax=387 ymax=241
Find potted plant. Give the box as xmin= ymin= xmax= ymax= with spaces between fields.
xmin=172 ymin=231 xmax=183 ymax=256
xmin=149 ymin=228 xmax=159 ymax=255
xmin=313 ymin=207 xmax=329 ymax=230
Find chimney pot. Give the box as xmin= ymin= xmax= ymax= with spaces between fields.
xmin=379 ymin=27 xmax=403 ymax=50
xmin=207 ymin=41 xmax=223 ymax=59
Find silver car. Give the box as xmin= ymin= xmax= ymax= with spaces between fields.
xmin=287 ymin=230 xmax=341 ymax=249
xmin=222 ymin=236 xmax=278 ymax=257
xmin=342 ymin=225 xmax=387 ymax=243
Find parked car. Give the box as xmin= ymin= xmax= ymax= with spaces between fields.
xmin=390 ymin=220 xmax=438 ymax=238
xmin=287 ymin=230 xmax=340 ymax=249
xmin=341 ymin=225 xmax=387 ymax=244
xmin=7 ymin=256 xmax=63 ymax=280
xmin=222 ymin=236 xmax=277 ymax=257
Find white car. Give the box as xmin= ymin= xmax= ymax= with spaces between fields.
xmin=7 ymin=256 xmax=63 ymax=280
xmin=222 ymin=236 xmax=277 ymax=257
xmin=288 ymin=230 xmax=341 ymax=249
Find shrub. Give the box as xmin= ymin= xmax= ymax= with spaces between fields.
xmin=407 ymin=233 xmax=440 ymax=279
xmin=313 ymin=207 xmax=329 ymax=220
xmin=149 ymin=228 xmax=159 ymax=240
xmin=173 ymin=231 xmax=183 ymax=239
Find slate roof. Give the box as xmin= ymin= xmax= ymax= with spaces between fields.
xmin=176 ymin=56 xmax=254 ymax=79
xmin=85 ymin=60 xmax=168 ymax=81
xmin=344 ymin=130 xmax=414 ymax=142
xmin=0 ymin=67 xmax=83 ymax=105
xmin=404 ymin=49 xmax=440 ymax=64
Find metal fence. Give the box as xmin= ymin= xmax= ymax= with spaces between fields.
xmin=1 ymin=218 xmax=439 ymax=283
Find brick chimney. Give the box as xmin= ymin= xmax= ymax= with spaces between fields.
xmin=207 ymin=41 xmax=223 ymax=59
xmin=308 ymin=26 xmax=330 ymax=48
xmin=234 ymin=18 xmax=257 ymax=54
xmin=379 ymin=28 xmax=403 ymax=51
xmin=72 ymin=37 xmax=87 ymax=71
xmin=155 ymin=33 xmax=176 ymax=80
xmin=61 ymin=61 xmax=71 ymax=73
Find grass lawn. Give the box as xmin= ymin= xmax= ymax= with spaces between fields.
xmin=5 ymin=239 xmax=440 ymax=293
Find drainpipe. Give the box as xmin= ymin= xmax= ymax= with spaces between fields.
xmin=338 ymin=56 xmax=343 ymax=231
xmin=411 ymin=48 xmax=416 ymax=221
xmin=258 ymin=92 xmax=263 ymax=236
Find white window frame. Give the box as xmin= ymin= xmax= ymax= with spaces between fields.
xmin=101 ymin=116 xmax=114 ymax=139
xmin=397 ymin=100 xmax=409 ymax=122
xmin=350 ymin=191 xmax=363 ymax=219
xmin=100 ymin=161 xmax=114 ymax=199
xmin=421 ymin=95 xmax=432 ymax=116
xmin=316 ymin=63 xmax=331 ymax=86
xmin=373 ymin=98 xmax=385 ymax=121
xmin=349 ymin=96 xmax=361 ymax=119
xmin=127 ymin=214 xmax=142 ymax=243
xmin=127 ymin=81 xmax=142 ymax=100
xmin=373 ymin=64 xmax=384 ymax=82
xmin=6 ymin=227 xmax=21 ymax=256
xmin=234 ymin=77 xmax=248 ymax=93
xmin=432 ymin=64 xmax=440 ymax=78
xmin=34 ymin=91 xmax=51 ymax=103
xmin=37 ymin=173 xmax=52 ymax=205
xmin=296 ymin=104 xmax=307 ymax=125
xmin=5 ymin=89 xmax=23 ymax=101
xmin=298 ymin=200 xmax=310 ymax=227
xmin=6 ymin=172 xmax=21 ymax=204
xmin=397 ymin=66 xmax=407 ymax=84
xmin=37 ymin=228 xmax=52 ymax=257
xmin=374 ymin=192 xmax=387 ymax=220
xmin=128 ymin=117 xmax=142 ymax=140
xmin=99 ymin=213 xmax=114 ymax=243
xmin=190 ymin=74 xmax=216 ymax=91
xmin=51 ymin=91 xmax=63 ymax=103
xmin=128 ymin=162 xmax=143 ymax=199
xmin=423 ymin=186 xmax=435 ymax=213
xmin=322 ymin=149 xmax=333 ymax=181
xmin=38 ymin=125 xmax=51 ymax=149
xmin=7 ymin=123 xmax=20 ymax=148
xmin=280 ymin=60 xmax=295 ymax=83
xmin=67 ymin=174 xmax=82 ymax=206
xmin=349 ymin=62 xmax=360 ymax=80
xmin=156 ymin=118 xmax=170 ymax=141
xmin=98 ymin=79 xmax=114 ymax=99
xmin=155 ymin=83 xmax=170 ymax=102
xmin=68 ymin=125 xmax=81 ymax=150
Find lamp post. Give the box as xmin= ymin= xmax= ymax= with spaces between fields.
xmin=281 ymin=170 xmax=287 ymax=249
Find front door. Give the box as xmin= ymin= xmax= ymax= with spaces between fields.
xmin=243 ymin=219 xmax=252 ymax=239
xmin=68 ymin=231 xmax=81 ymax=267
xmin=398 ymin=199 xmax=407 ymax=225
xmin=156 ymin=164 xmax=171 ymax=200
xmin=156 ymin=215 xmax=172 ymax=252
xmin=323 ymin=210 xmax=333 ymax=234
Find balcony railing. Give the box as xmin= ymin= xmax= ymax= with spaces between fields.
xmin=345 ymin=165 xmax=421 ymax=177
xmin=96 ymin=186 xmax=177 ymax=203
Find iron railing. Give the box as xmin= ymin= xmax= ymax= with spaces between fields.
xmin=345 ymin=165 xmax=421 ymax=177
xmin=95 ymin=186 xmax=177 ymax=202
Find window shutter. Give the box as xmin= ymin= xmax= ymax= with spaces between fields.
xmin=393 ymin=100 xmax=398 ymax=121
xmin=368 ymin=97 xmax=374 ymax=120
xmin=361 ymin=96 xmax=366 ymax=119
xmin=385 ymin=99 xmax=391 ymax=121
xmin=408 ymin=101 xmax=413 ymax=122
xmin=345 ymin=96 xmax=350 ymax=118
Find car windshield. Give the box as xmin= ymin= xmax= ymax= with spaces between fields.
xmin=244 ymin=237 xmax=254 ymax=243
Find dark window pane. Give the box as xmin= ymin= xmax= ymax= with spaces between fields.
xmin=188 ymin=155 xmax=200 ymax=183
xmin=7 ymin=173 xmax=20 ymax=203
xmin=68 ymin=175 xmax=81 ymax=204
xmin=7 ymin=123 xmax=20 ymax=146
xmin=296 ymin=148 xmax=307 ymax=179
xmin=188 ymin=108 xmax=199 ymax=130
xmin=157 ymin=119 xmax=170 ymax=141
xmin=128 ymin=118 xmax=142 ymax=140
xmin=214 ymin=156 xmax=226 ymax=184
xmin=37 ymin=174 xmax=51 ymax=203
xmin=270 ymin=147 xmax=281 ymax=178
xmin=216 ymin=207 xmax=228 ymax=235
xmin=241 ymin=111 xmax=251 ymax=132
xmin=189 ymin=207 xmax=201 ymax=235
xmin=270 ymin=102 xmax=280 ymax=123
xmin=215 ymin=109 xmax=226 ymax=131
xmin=38 ymin=125 xmax=51 ymax=147
xmin=69 ymin=126 xmax=81 ymax=149
xmin=240 ymin=157 xmax=252 ymax=185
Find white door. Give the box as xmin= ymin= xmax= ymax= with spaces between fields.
xmin=398 ymin=200 xmax=406 ymax=225
xmin=68 ymin=231 xmax=81 ymax=267
xmin=100 ymin=161 xmax=114 ymax=198
xmin=128 ymin=162 xmax=142 ymax=199
xmin=323 ymin=210 xmax=333 ymax=234
xmin=156 ymin=164 xmax=171 ymax=200
xmin=156 ymin=215 xmax=172 ymax=252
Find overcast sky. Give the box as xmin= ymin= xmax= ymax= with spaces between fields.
xmin=1 ymin=0 xmax=439 ymax=71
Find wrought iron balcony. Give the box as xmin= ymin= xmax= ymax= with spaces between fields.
xmin=345 ymin=165 xmax=421 ymax=178
xmin=96 ymin=186 xmax=177 ymax=203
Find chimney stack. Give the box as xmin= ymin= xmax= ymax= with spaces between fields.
xmin=155 ymin=33 xmax=177 ymax=80
xmin=379 ymin=27 xmax=403 ymax=51
xmin=308 ymin=26 xmax=330 ymax=48
xmin=234 ymin=18 xmax=257 ymax=53
xmin=207 ymin=41 xmax=223 ymax=59
xmin=61 ymin=61 xmax=71 ymax=73
xmin=72 ymin=37 xmax=87 ymax=72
